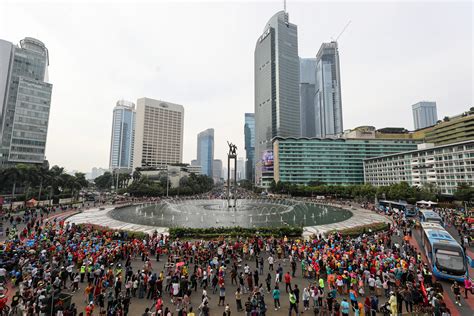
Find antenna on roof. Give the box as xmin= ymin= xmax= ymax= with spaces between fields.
xmin=334 ymin=20 xmax=351 ymax=42
xmin=284 ymin=0 xmax=287 ymax=12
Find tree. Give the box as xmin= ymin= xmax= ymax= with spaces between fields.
xmin=454 ymin=183 xmax=474 ymax=202
xmin=308 ymin=180 xmax=324 ymax=186
xmin=132 ymin=169 xmax=141 ymax=182
xmin=1 ymin=166 xmax=22 ymax=198
xmin=95 ymin=172 xmax=113 ymax=190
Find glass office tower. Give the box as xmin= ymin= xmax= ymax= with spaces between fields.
xmin=244 ymin=113 xmax=255 ymax=181
xmin=197 ymin=128 xmax=214 ymax=177
xmin=254 ymin=11 xmax=300 ymax=187
xmin=0 ymin=37 xmax=53 ymax=166
xmin=299 ymin=58 xmax=317 ymax=137
xmin=109 ymin=100 xmax=136 ymax=170
xmin=315 ymin=42 xmax=343 ymax=138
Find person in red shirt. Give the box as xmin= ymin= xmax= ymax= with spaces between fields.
xmin=85 ymin=302 xmax=94 ymax=316
xmin=284 ymin=272 xmax=292 ymax=293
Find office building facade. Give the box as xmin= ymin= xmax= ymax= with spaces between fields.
xmin=196 ymin=128 xmax=214 ymax=177
xmin=213 ymin=159 xmax=222 ymax=182
xmin=315 ymin=42 xmax=343 ymax=138
xmin=273 ymin=137 xmax=419 ymax=185
xmin=133 ymin=98 xmax=184 ymax=169
xmin=0 ymin=37 xmax=53 ymax=166
xmin=109 ymin=100 xmax=135 ymax=170
xmin=244 ymin=113 xmax=255 ymax=181
xmin=412 ymin=101 xmax=438 ymax=130
xmin=364 ymin=141 xmax=474 ymax=195
xmin=299 ymin=58 xmax=317 ymax=137
xmin=254 ymin=11 xmax=300 ymax=186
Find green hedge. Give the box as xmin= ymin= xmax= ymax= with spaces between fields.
xmin=327 ymin=222 xmax=389 ymax=237
xmin=169 ymin=226 xmax=303 ymax=239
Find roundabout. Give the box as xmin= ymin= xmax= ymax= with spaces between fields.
xmin=67 ymin=199 xmax=390 ymax=236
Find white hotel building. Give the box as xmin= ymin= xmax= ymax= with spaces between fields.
xmin=364 ymin=140 xmax=474 ymax=195
xmin=133 ymin=98 xmax=184 ymax=169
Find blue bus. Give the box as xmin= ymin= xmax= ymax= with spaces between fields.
xmin=420 ymin=222 xmax=472 ymax=282
xmin=419 ymin=210 xmax=443 ymax=226
xmin=378 ymin=200 xmax=417 ymax=217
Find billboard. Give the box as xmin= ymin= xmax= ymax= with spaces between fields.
xmin=262 ymin=150 xmax=274 ymax=172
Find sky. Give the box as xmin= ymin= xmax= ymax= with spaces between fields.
xmin=0 ymin=0 xmax=472 ymax=173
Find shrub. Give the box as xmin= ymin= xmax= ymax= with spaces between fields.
xmin=169 ymin=226 xmax=303 ymax=239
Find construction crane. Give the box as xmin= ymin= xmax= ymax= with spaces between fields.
xmin=332 ymin=20 xmax=351 ymax=42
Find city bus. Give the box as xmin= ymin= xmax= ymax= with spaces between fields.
xmin=420 ymin=222 xmax=472 ymax=282
xmin=420 ymin=210 xmax=444 ymax=226
xmin=378 ymin=200 xmax=417 ymax=217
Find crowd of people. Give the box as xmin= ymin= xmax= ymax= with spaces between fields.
xmin=0 ymin=196 xmax=472 ymax=316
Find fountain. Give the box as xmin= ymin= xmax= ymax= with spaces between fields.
xmin=110 ymin=199 xmax=352 ymax=229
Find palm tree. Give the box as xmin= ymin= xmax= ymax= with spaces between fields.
xmin=1 ymin=166 xmax=22 ymax=199
xmin=46 ymin=165 xmax=65 ymax=199
xmin=19 ymin=164 xmax=40 ymax=201
xmin=132 ymin=169 xmax=141 ymax=182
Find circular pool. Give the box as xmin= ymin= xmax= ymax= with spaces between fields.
xmin=109 ymin=199 xmax=352 ymax=228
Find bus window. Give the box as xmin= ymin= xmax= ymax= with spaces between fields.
xmin=435 ymin=248 xmax=465 ymax=274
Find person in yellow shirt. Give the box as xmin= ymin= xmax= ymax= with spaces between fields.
xmin=187 ymin=306 xmax=196 ymax=316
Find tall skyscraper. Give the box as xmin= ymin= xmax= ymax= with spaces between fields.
xmin=299 ymin=58 xmax=317 ymax=137
xmin=244 ymin=113 xmax=255 ymax=181
xmin=0 ymin=37 xmax=53 ymax=166
xmin=254 ymin=10 xmax=300 ymax=186
xmin=109 ymin=100 xmax=135 ymax=170
xmin=133 ymin=98 xmax=184 ymax=169
xmin=212 ymin=159 xmax=222 ymax=182
xmin=315 ymin=41 xmax=343 ymax=137
xmin=412 ymin=101 xmax=438 ymax=130
xmin=237 ymin=157 xmax=245 ymax=181
xmin=196 ymin=128 xmax=214 ymax=177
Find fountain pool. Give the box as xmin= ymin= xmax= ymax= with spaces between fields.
xmin=109 ymin=199 xmax=352 ymax=228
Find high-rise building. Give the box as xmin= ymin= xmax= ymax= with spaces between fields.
xmin=237 ymin=157 xmax=245 ymax=181
xmin=244 ymin=113 xmax=255 ymax=181
xmin=212 ymin=159 xmax=222 ymax=182
xmin=0 ymin=37 xmax=53 ymax=166
xmin=109 ymin=100 xmax=135 ymax=170
xmin=132 ymin=98 xmax=184 ymax=169
xmin=254 ymin=10 xmax=300 ymax=186
xmin=315 ymin=42 xmax=343 ymax=137
xmin=412 ymin=101 xmax=438 ymax=130
xmin=299 ymin=58 xmax=317 ymax=137
xmin=196 ymin=128 xmax=214 ymax=177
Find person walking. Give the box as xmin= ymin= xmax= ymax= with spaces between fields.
xmin=302 ymin=287 xmax=310 ymax=311
xmin=451 ymin=281 xmax=462 ymax=306
xmin=464 ymin=276 xmax=472 ymax=299
xmin=284 ymin=272 xmax=292 ymax=293
xmin=340 ymin=298 xmax=350 ymax=316
xmin=289 ymin=289 xmax=299 ymax=316
xmin=273 ymin=285 xmax=281 ymax=310
xmin=235 ymin=288 xmax=243 ymax=311
xmin=388 ymin=292 xmax=397 ymax=316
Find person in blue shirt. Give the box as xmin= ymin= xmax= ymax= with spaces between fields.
xmin=340 ymin=298 xmax=350 ymax=316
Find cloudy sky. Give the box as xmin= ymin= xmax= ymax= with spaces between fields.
xmin=1 ymin=0 xmax=472 ymax=173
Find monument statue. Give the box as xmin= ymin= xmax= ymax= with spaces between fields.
xmin=227 ymin=141 xmax=237 ymax=156
xmin=226 ymin=141 xmax=238 ymax=208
